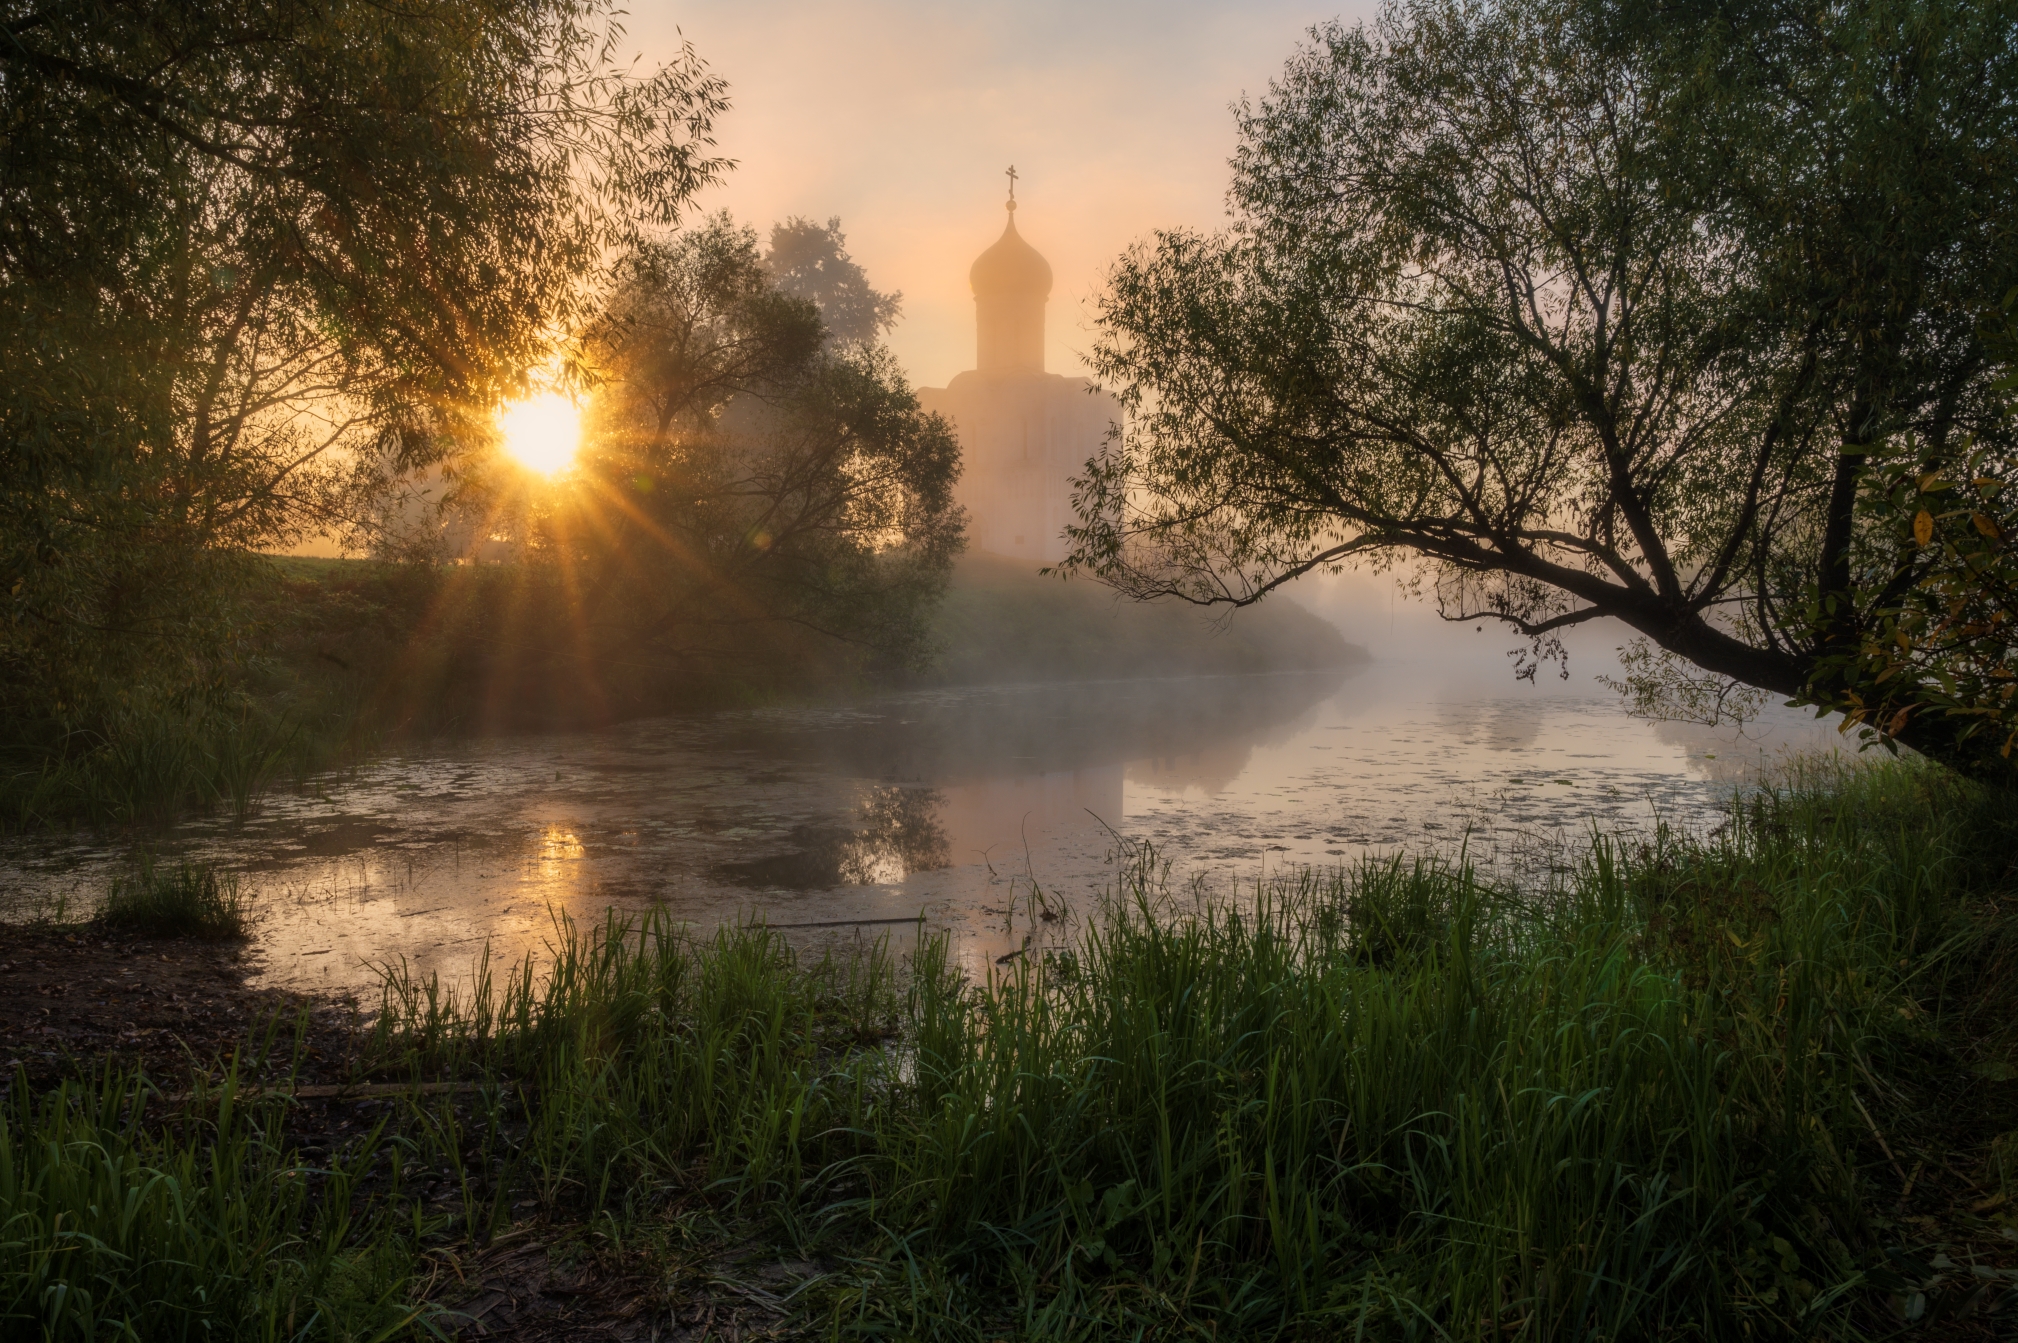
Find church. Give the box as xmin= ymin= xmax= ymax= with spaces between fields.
xmin=916 ymin=175 xmax=1121 ymax=565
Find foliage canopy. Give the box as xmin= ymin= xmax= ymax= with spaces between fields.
xmin=765 ymin=216 xmax=904 ymax=347
xmin=451 ymin=216 xmax=963 ymax=718
xmin=0 ymin=0 xmax=728 ymax=790
xmin=1070 ymin=0 xmax=2018 ymax=776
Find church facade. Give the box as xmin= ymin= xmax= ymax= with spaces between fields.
xmin=916 ymin=184 xmax=1121 ymax=564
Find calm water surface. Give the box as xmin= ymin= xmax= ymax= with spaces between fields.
xmin=0 ymin=659 xmax=1843 ymax=994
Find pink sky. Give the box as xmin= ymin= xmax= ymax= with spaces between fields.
xmin=624 ymin=1 xmax=1371 ymax=388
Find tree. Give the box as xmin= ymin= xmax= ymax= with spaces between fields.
xmin=764 ymin=216 xmax=903 ymax=346
xmin=1068 ymin=0 xmax=2018 ymax=776
xmin=477 ymin=215 xmax=961 ymax=715
xmin=1832 ymin=315 xmax=2018 ymax=761
xmin=0 ymin=0 xmax=728 ymax=784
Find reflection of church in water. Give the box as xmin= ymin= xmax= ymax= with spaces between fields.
xmin=917 ymin=176 xmax=1121 ymax=563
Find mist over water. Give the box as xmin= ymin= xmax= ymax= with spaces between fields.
xmin=103 ymin=0 xmax=1874 ymax=1002
xmin=0 ymin=597 xmax=1843 ymax=996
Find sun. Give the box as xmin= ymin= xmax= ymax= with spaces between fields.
xmin=497 ymin=391 xmax=581 ymax=475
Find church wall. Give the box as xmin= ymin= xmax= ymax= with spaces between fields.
xmin=917 ymin=372 xmax=1121 ymax=565
xmin=975 ymin=293 xmax=1045 ymax=375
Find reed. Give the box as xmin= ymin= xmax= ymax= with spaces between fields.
xmin=1 ymin=703 xmax=299 ymax=833
xmin=98 ymin=859 xmax=250 ymax=940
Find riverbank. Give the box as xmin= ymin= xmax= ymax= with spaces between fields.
xmin=5 ymin=759 xmax=2016 ymax=1339
xmin=920 ymin=551 xmax=1363 ymax=685
xmin=2 ymin=553 xmax=1362 ymax=833
xmin=249 ymin=550 xmax=1363 ymax=715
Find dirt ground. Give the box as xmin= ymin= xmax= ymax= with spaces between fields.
xmin=0 ymin=924 xmax=369 ymax=1096
xmin=426 ymin=1232 xmax=818 ymax=1342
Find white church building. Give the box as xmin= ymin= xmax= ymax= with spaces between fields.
xmin=916 ymin=180 xmax=1121 ymax=564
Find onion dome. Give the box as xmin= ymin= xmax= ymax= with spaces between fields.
xmin=969 ymin=202 xmax=1053 ymax=300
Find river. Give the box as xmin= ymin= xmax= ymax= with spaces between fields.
xmin=0 ymin=657 xmax=1845 ymax=996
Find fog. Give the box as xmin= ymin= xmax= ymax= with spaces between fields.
xmin=1280 ymin=568 xmax=1845 ymax=778
xmin=1288 ymin=566 xmax=1643 ymax=694
xmin=604 ymin=0 xmax=1708 ymax=701
xmin=284 ymin=0 xmax=1862 ymax=983
xmin=624 ymin=0 xmax=1376 ymax=386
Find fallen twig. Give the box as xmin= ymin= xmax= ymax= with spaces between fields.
xmin=1853 ymin=1091 xmax=1911 ymax=1188
xmin=160 ymin=1078 xmax=528 ymax=1105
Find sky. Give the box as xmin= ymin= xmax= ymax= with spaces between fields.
xmin=624 ymin=1 xmax=1374 ymax=389
xmin=596 ymin=2 xmax=1739 ymax=690
xmin=610 ymin=0 xmax=1667 ymax=678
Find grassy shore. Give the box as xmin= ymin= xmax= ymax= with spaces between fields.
xmin=4 ymin=760 xmax=2016 ymax=1340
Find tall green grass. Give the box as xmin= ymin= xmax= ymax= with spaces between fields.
xmin=2 ymin=704 xmax=298 ymax=832
xmin=4 ymin=759 xmax=2009 ymax=1339
xmin=98 ymin=860 xmax=249 ymax=939
xmin=365 ymin=920 xmax=903 ymax=1229
xmin=355 ymin=758 xmax=2001 ymax=1338
xmin=0 ymin=1070 xmax=422 ymax=1341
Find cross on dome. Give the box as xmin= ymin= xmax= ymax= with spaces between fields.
xmin=970 ymin=173 xmax=1051 ymax=303
xmin=969 ymin=166 xmax=1051 ymax=372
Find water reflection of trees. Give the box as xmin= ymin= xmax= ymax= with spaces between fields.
xmin=1433 ymin=699 xmax=1545 ymax=753
xmin=737 ymin=671 xmax=1353 ymax=783
xmin=1125 ymin=739 xmax=1259 ymax=796
xmin=838 ymin=787 xmax=950 ymax=884
xmin=1122 ymin=673 xmax=1346 ymax=794
xmin=715 ymin=786 xmax=949 ymax=890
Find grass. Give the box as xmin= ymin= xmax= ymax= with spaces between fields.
xmin=4 ymin=757 xmax=2016 ymax=1339
xmin=0 ymin=1070 xmax=420 ymax=1341
xmin=2 ymin=702 xmax=305 ymax=833
xmin=96 ymin=860 xmax=250 ymax=940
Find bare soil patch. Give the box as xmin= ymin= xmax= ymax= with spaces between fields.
xmin=0 ymin=924 xmax=362 ymax=1095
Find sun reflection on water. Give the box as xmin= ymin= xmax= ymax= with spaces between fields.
xmin=533 ymin=826 xmax=586 ymax=884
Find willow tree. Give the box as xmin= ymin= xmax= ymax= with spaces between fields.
xmin=483 ymin=216 xmax=962 ymax=715
xmin=1 ymin=0 xmax=728 ymax=792
xmin=1070 ymin=0 xmax=2018 ymax=776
